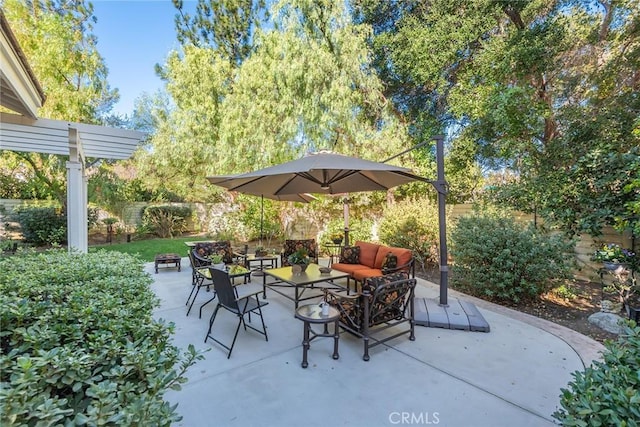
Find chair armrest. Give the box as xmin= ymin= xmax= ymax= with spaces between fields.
xmin=235 ymin=289 xmax=263 ymax=302
xmin=192 ymin=251 xmax=212 ymax=267
xmin=327 ymin=289 xmax=360 ymax=301
xmin=233 ymin=252 xmax=247 ymax=262
xmin=382 ymin=258 xmax=415 ymax=277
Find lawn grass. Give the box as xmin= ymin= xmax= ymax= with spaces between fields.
xmin=89 ymin=236 xmax=197 ymax=262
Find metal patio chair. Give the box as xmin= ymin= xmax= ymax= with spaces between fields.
xmin=204 ymin=267 xmax=269 ymax=358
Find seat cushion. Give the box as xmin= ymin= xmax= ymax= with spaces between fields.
xmin=331 ymin=263 xmax=370 ymax=276
xmin=354 ymin=241 xmax=380 ymax=268
xmin=374 ymin=246 xmax=412 ymax=270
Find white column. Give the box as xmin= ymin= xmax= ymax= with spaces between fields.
xmin=66 ymin=127 xmax=87 ymax=253
xmin=66 ymin=160 xmax=86 ymax=253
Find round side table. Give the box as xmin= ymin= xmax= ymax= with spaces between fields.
xmin=294 ymin=304 xmax=340 ymax=368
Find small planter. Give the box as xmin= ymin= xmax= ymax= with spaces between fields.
xmin=603 ymin=262 xmax=625 ymax=271
xmin=332 ymin=238 xmax=343 ymax=245
xmin=291 ymin=264 xmax=308 ymax=275
xmin=255 ymin=250 xmax=268 ymax=257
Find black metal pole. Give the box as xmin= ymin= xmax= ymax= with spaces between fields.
xmin=343 ymin=196 xmax=350 ymax=246
xmin=384 ymin=136 xmax=449 ymax=306
xmin=434 ymin=135 xmax=448 ymax=306
xmin=260 ymin=194 xmax=264 ymax=246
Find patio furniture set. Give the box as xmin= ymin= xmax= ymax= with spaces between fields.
xmin=180 ymin=239 xmax=417 ymax=366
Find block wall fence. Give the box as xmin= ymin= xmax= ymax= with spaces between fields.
xmin=1 ymin=199 xmax=635 ymax=283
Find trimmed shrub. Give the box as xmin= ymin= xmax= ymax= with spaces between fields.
xmin=450 ymin=213 xmax=575 ymax=303
xmin=11 ymin=206 xmax=67 ymax=246
xmin=0 ymin=250 xmax=202 ymax=426
xmin=553 ymin=322 xmax=640 ymax=426
xmin=141 ymin=205 xmax=192 ymax=238
xmin=378 ymin=198 xmax=441 ymax=271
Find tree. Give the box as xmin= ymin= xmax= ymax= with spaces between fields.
xmin=2 ymin=0 xmax=120 ymax=208
xmin=172 ymin=0 xmax=267 ymax=65
xmin=217 ymin=0 xmax=415 ymax=171
xmin=353 ymin=0 xmax=640 ymax=234
xmin=145 ymin=0 xmax=424 ymax=203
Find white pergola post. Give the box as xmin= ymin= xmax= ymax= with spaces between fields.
xmin=66 ymin=127 xmax=87 ymax=253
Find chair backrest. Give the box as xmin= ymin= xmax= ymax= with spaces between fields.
xmin=210 ymin=267 xmax=239 ymax=311
xmin=363 ymin=272 xmax=416 ymax=327
xmin=194 ymin=241 xmax=234 ymax=264
xmin=282 ymin=239 xmax=318 ymax=266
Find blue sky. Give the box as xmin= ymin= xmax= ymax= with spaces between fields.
xmin=92 ymin=0 xmax=195 ymax=116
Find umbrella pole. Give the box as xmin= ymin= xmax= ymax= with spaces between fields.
xmin=260 ymin=194 xmax=264 ymax=246
xmin=343 ymin=197 xmax=350 ymax=246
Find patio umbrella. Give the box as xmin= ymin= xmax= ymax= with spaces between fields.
xmin=207 ymin=146 xmax=450 ymax=307
xmin=207 ymin=151 xmax=421 ymax=197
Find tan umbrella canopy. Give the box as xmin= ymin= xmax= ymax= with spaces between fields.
xmin=207 ymin=151 xmax=422 ymax=196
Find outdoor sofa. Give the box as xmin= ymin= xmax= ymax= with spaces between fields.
xmin=331 ymin=240 xmax=415 ymax=286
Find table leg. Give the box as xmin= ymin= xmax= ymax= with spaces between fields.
xmin=332 ymin=320 xmax=340 ymax=360
xmin=301 ymin=321 xmax=310 ymax=368
xmin=262 ymin=273 xmax=267 ymax=299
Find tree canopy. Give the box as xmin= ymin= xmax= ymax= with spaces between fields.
xmin=354 ymin=0 xmax=640 ymax=234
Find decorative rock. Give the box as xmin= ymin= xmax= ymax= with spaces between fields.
xmin=587 ymin=312 xmax=624 ymax=335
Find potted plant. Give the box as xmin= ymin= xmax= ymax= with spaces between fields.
xmin=592 ymin=243 xmax=634 ymax=270
xmin=208 ymin=254 xmax=225 ymax=269
xmin=255 ymin=246 xmax=268 ymax=257
xmin=330 ymin=232 xmax=344 ymax=245
xmin=288 ymin=248 xmax=310 ymax=274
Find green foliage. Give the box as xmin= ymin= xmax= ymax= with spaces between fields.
xmin=356 ymin=0 xmax=640 ymax=238
xmin=173 ymin=0 xmax=266 ymax=65
xmin=235 ymin=196 xmax=283 ymax=243
xmin=0 ymin=250 xmax=203 ymax=426
xmin=553 ymin=322 xmax=640 ymax=426
xmin=378 ymin=198 xmax=441 ymax=271
xmin=345 ymin=217 xmax=374 ymax=245
xmin=11 ymin=206 xmax=67 ymax=246
xmin=141 ymin=205 xmax=192 ymax=238
xmin=552 ymin=284 xmax=580 ymax=301
xmin=3 ymin=0 xmax=120 ymax=206
xmin=450 ymin=212 xmax=576 ymax=303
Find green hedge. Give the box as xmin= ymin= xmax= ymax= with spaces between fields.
xmin=554 ymin=322 xmax=640 ymax=426
xmin=378 ymin=198 xmax=441 ymax=271
xmin=450 ymin=213 xmax=575 ymax=303
xmin=10 ymin=206 xmax=67 ymax=246
xmin=0 ymin=250 xmax=201 ymax=426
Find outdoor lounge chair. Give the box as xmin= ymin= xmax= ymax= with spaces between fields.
xmin=204 ymin=267 xmax=269 ymax=358
xmin=327 ymin=271 xmax=416 ymax=361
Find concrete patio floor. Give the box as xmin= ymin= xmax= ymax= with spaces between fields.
xmin=148 ymin=258 xmax=605 ymax=427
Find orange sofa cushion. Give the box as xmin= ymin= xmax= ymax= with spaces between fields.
xmin=374 ymin=246 xmax=413 ymax=270
xmin=354 ymin=241 xmax=380 ymax=268
xmin=330 ymin=263 xmax=369 ymax=276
